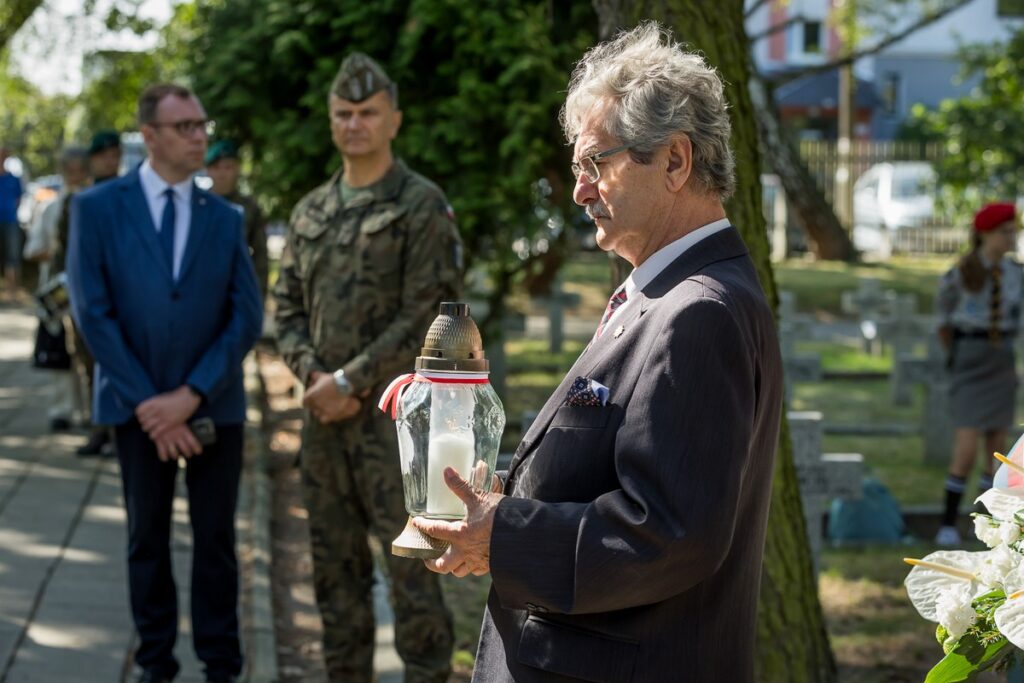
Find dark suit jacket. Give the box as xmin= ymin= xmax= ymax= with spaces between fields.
xmin=67 ymin=169 xmax=263 ymax=426
xmin=474 ymin=227 xmax=783 ymax=682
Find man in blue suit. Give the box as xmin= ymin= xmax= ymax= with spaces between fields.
xmin=67 ymin=83 xmax=263 ymax=683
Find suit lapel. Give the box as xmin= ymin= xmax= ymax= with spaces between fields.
xmin=506 ymin=226 xmax=750 ymax=483
xmin=177 ymin=189 xmax=212 ymax=283
xmin=120 ymin=173 xmax=173 ymax=282
xmin=506 ymin=297 xmax=647 ymax=480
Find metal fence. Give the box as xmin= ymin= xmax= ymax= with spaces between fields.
xmin=764 ymin=140 xmax=964 ymax=258
xmin=799 ymin=139 xmax=945 ymax=207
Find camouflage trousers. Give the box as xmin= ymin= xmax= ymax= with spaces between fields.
xmin=301 ymin=405 xmax=453 ymax=682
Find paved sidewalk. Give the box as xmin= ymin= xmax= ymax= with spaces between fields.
xmin=0 ymin=303 xmax=269 ymax=682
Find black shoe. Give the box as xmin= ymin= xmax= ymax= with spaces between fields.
xmin=50 ymin=417 xmax=72 ymax=432
xmin=76 ymin=430 xmax=110 ymax=457
xmin=205 ymin=676 xmax=236 ymax=683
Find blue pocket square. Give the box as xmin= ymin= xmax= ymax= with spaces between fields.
xmin=565 ymin=376 xmax=610 ymax=406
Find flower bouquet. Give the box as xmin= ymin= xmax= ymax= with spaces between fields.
xmin=904 ymin=451 xmax=1024 ymax=681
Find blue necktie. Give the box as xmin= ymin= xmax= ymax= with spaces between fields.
xmin=159 ymin=187 xmax=176 ymax=276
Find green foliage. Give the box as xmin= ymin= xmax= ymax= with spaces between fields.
xmin=72 ymin=3 xmax=198 ymax=137
xmin=187 ymin=0 xmax=597 ymax=325
xmin=0 ymin=56 xmax=72 ymax=176
xmin=902 ymin=28 xmax=1024 ymax=220
xmin=925 ymin=632 xmax=1011 ymax=682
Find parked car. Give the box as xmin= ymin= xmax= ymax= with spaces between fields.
xmin=852 ymin=161 xmax=937 ymax=256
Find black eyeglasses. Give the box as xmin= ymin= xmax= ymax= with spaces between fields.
xmin=571 ymin=144 xmax=631 ymax=183
xmin=149 ymin=119 xmax=216 ymax=137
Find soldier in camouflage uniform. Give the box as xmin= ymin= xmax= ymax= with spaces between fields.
xmin=205 ymin=139 xmax=269 ymax=301
xmin=272 ymin=53 xmax=460 ymax=682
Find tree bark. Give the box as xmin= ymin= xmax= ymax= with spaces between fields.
xmin=592 ymin=3 xmax=838 ymax=681
xmin=0 ymin=0 xmax=44 ymax=52
xmin=749 ymin=72 xmax=857 ymax=260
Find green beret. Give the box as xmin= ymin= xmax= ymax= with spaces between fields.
xmin=330 ymin=52 xmax=394 ymax=103
xmin=205 ymin=139 xmax=240 ymax=166
xmin=88 ymin=130 xmax=120 ymax=155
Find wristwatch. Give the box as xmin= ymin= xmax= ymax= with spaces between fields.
xmin=333 ymin=369 xmax=353 ymax=396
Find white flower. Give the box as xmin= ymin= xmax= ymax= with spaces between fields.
xmin=978 ymin=545 xmax=1022 ymax=588
xmin=936 ymin=584 xmax=979 ymax=640
xmin=976 ymin=516 xmax=1002 ymax=548
xmin=1002 ymin=520 xmax=1023 ymax=546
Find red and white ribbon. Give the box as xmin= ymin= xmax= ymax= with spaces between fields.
xmin=377 ymin=371 xmax=489 ymax=419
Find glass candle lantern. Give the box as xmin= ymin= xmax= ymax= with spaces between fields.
xmin=379 ymin=302 xmax=505 ymax=558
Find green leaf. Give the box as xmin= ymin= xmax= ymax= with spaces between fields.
xmin=925 ymin=633 xmax=1012 ymax=683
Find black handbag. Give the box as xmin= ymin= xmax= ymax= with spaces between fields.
xmin=32 ymin=319 xmax=71 ymax=370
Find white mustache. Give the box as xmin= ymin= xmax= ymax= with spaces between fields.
xmin=587 ymin=204 xmax=610 ymax=220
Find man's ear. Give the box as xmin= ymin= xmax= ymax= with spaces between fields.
xmin=665 ymin=135 xmax=692 ymax=193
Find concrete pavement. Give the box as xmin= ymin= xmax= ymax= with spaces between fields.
xmin=0 ymin=303 xmax=271 ymax=682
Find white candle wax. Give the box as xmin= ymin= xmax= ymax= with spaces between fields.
xmin=426 ymin=432 xmax=475 ymax=517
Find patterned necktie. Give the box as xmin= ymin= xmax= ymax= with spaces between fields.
xmin=159 ymin=187 xmax=176 ymax=276
xmin=990 ymin=263 xmax=1002 ymax=343
xmin=595 ymin=287 xmax=628 ymax=339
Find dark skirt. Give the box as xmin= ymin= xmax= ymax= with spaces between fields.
xmin=949 ymin=336 xmax=1018 ymax=430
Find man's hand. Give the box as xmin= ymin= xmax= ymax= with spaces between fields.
xmin=304 ymin=371 xmax=362 ymax=424
xmin=136 ymin=386 xmax=201 ymax=439
xmin=413 ymin=468 xmax=504 ymax=578
xmin=153 ymin=423 xmax=203 ymax=462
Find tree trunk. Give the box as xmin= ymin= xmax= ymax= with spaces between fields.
xmin=750 ymin=72 xmax=857 ymax=261
xmin=592 ymin=3 xmax=838 ymax=681
xmin=0 ymin=0 xmax=44 ymax=52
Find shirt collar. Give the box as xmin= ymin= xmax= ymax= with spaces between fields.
xmin=139 ymin=159 xmax=194 ymax=204
xmin=621 ymin=217 xmax=732 ymax=299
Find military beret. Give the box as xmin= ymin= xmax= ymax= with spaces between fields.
xmin=205 ymin=139 xmax=240 ymax=166
xmin=974 ymin=202 xmax=1017 ymax=232
xmin=331 ymin=52 xmax=394 ymax=103
xmin=88 ymin=130 xmax=121 ymax=155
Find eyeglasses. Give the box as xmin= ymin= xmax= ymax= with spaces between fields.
xmin=571 ymin=144 xmax=631 ymax=183
xmin=149 ymin=119 xmax=216 ymax=138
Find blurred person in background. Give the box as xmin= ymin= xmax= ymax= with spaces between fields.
xmin=0 ymin=146 xmax=23 ymax=299
xmin=934 ymin=202 xmax=1023 ymax=546
xmin=205 ymin=140 xmax=268 ymax=302
xmin=23 ymin=146 xmax=90 ymax=432
xmin=88 ymin=130 xmax=122 ymax=183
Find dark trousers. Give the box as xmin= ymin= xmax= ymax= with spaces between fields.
xmin=114 ymin=420 xmax=244 ymax=679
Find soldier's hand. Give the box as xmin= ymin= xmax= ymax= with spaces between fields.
xmin=314 ymin=395 xmax=362 ymax=424
xmin=304 ymin=373 xmax=362 ymax=424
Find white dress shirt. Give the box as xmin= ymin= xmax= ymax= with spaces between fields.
xmin=603 ymin=218 xmax=732 ymax=330
xmin=139 ymin=160 xmax=193 ymax=279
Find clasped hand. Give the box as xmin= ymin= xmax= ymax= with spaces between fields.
xmin=136 ymin=386 xmax=202 ymax=462
xmin=304 ymin=371 xmax=364 ymax=424
xmin=413 ymin=468 xmax=504 ymax=578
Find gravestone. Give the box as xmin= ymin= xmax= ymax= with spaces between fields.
xmin=885 ymin=296 xmax=938 ymax=405
xmin=778 ymin=291 xmax=822 ymax=404
xmin=841 ymin=278 xmax=896 ymax=355
xmin=788 ymin=411 xmax=865 ymax=571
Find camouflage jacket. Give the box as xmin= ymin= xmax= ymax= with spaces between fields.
xmin=223 ymin=190 xmax=269 ymax=301
xmin=273 ymin=159 xmax=463 ymax=391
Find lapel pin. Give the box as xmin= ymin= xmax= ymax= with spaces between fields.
xmin=613 ymin=325 xmax=625 ymax=338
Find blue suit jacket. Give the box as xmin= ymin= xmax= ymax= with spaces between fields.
xmin=67 ymin=169 xmax=263 ymax=426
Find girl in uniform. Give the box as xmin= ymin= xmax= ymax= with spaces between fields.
xmin=935 ymin=202 xmax=1022 ymax=546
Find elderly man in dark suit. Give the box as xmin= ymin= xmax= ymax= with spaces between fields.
xmin=68 ymin=83 xmax=263 ymax=683
xmin=415 ymin=22 xmax=783 ymax=683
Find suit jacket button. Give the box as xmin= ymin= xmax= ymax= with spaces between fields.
xmin=171 ymin=292 xmax=180 ymax=301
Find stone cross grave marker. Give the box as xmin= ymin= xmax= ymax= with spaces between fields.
xmin=778 ymin=291 xmax=822 ymax=405
xmin=789 ymin=411 xmax=865 ymax=572
xmin=841 ymin=278 xmax=896 ymax=354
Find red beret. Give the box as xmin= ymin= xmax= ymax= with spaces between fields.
xmin=974 ymin=202 xmax=1017 ymax=232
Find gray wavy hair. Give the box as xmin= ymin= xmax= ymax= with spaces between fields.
xmin=560 ymin=21 xmax=735 ymax=200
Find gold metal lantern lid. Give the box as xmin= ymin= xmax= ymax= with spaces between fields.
xmin=415 ymin=302 xmax=488 ymax=372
